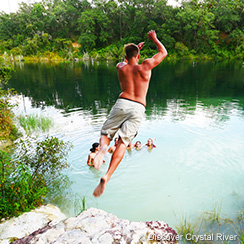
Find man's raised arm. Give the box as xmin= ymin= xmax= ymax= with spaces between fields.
xmin=142 ymin=30 xmax=168 ymax=69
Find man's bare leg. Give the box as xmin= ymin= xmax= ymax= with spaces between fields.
xmin=93 ymin=138 xmax=127 ymax=197
xmin=93 ymin=135 xmax=110 ymax=170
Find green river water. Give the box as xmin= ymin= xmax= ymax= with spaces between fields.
xmin=7 ymin=60 xmax=244 ymax=242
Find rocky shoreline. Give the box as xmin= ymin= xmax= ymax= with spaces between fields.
xmin=0 ymin=205 xmax=178 ymax=244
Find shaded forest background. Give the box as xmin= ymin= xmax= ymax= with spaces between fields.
xmin=0 ymin=0 xmax=244 ymax=60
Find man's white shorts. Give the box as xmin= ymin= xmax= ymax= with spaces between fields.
xmin=101 ymin=98 xmax=145 ymax=145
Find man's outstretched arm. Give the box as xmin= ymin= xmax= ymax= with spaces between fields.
xmin=142 ymin=30 xmax=168 ymax=70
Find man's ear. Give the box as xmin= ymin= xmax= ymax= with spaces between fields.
xmin=125 ymin=55 xmax=127 ymax=60
xmin=137 ymin=54 xmax=140 ymax=60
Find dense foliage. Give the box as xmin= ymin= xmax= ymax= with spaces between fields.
xmin=0 ymin=0 xmax=244 ymax=60
xmin=0 ymin=59 xmax=72 ymax=218
xmin=0 ymin=58 xmax=18 ymax=141
xmin=0 ymin=58 xmax=14 ymax=84
xmin=0 ymin=88 xmax=18 ymax=141
xmin=0 ymin=137 xmax=72 ymax=218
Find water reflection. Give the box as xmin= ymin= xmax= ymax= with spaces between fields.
xmin=6 ymin=61 xmax=244 ymax=122
xmin=154 ymin=98 xmax=244 ymax=126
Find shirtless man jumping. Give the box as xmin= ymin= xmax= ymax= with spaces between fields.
xmin=93 ymin=30 xmax=167 ymax=197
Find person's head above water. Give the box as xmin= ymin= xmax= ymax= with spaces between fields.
xmin=90 ymin=142 xmax=99 ymax=152
xmin=146 ymin=138 xmax=156 ymax=148
xmin=147 ymin=138 xmax=153 ymax=146
xmin=124 ymin=43 xmax=140 ymax=60
xmin=135 ymin=141 xmax=141 ymax=148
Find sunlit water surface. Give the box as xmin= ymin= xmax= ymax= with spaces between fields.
xmin=8 ymin=61 xmax=244 ymax=235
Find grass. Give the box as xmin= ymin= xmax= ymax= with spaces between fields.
xmin=203 ymin=204 xmax=223 ymax=225
xmin=18 ymin=114 xmax=53 ymax=134
xmin=176 ymin=206 xmax=244 ymax=244
xmin=176 ymin=216 xmax=199 ymax=243
xmin=74 ymin=194 xmax=86 ymax=216
xmin=229 ymin=210 xmax=244 ymax=244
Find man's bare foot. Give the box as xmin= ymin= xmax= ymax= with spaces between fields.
xmin=93 ymin=145 xmax=107 ymax=170
xmin=93 ymin=177 xmax=107 ymax=197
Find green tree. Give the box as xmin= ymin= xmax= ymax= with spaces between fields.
xmin=173 ymin=0 xmax=219 ymax=52
xmin=0 ymin=0 xmax=244 ymax=59
xmin=78 ymin=9 xmax=98 ymax=51
xmin=211 ymin=0 xmax=243 ymax=33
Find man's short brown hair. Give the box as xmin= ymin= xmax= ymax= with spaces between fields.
xmin=124 ymin=43 xmax=139 ymax=59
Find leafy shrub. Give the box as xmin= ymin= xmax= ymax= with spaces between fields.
xmin=0 ymin=58 xmax=14 ymax=84
xmin=0 ymin=150 xmax=46 ymax=218
xmin=9 ymin=47 xmax=23 ymax=56
xmin=0 ymin=136 xmax=72 ymax=218
xmin=0 ymin=60 xmax=18 ymax=142
xmin=53 ymin=38 xmax=73 ymax=52
xmin=175 ymin=42 xmax=190 ymax=57
xmin=105 ymin=44 xmax=124 ymax=60
xmin=22 ymin=35 xmax=40 ymax=56
xmin=140 ymin=48 xmax=157 ymax=59
xmin=0 ymin=91 xmax=19 ymax=141
xmin=235 ymin=43 xmax=244 ymax=59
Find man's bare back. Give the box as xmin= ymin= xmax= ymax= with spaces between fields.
xmin=92 ymin=30 xmax=167 ymax=197
xmin=117 ymin=62 xmax=151 ymax=106
xmin=117 ymin=30 xmax=167 ymax=106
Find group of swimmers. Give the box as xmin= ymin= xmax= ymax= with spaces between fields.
xmin=127 ymin=138 xmax=156 ymax=151
xmin=87 ymin=138 xmax=156 ymax=167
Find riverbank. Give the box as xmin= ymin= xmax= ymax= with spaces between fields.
xmin=0 ymin=204 xmax=66 ymax=243
xmin=0 ymin=205 xmax=178 ymax=244
xmin=1 ymin=48 xmax=242 ymax=65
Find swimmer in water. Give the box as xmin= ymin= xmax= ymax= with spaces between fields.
xmin=135 ymin=141 xmax=142 ymax=150
xmin=145 ymin=138 xmax=156 ymax=151
xmin=107 ymin=137 xmax=119 ymax=154
xmin=87 ymin=142 xmax=100 ymax=166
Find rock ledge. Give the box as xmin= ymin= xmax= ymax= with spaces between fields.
xmin=1 ymin=206 xmax=178 ymax=244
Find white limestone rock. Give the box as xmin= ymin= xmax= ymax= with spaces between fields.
xmin=28 ymin=208 xmax=177 ymax=244
xmin=1 ymin=207 xmax=178 ymax=244
xmin=0 ymin=204 xmax=66 ymax=244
